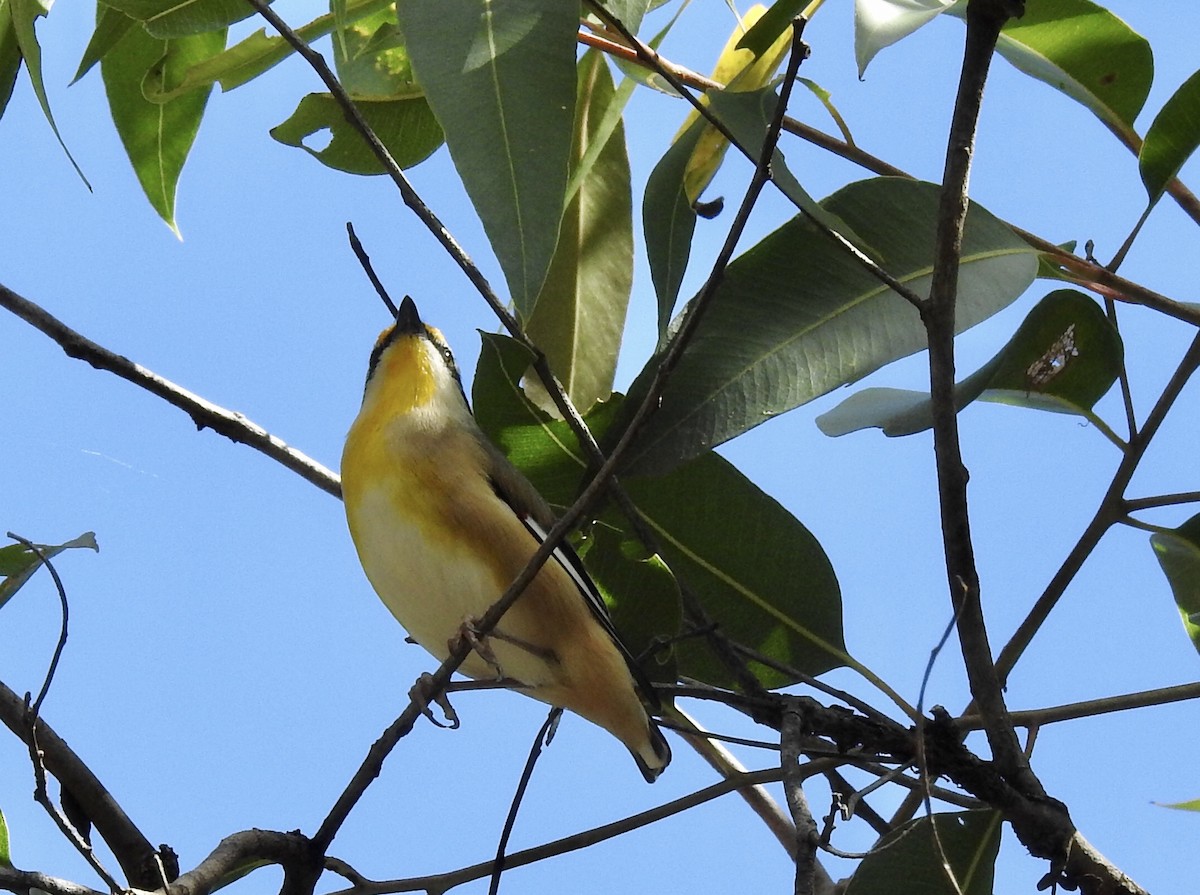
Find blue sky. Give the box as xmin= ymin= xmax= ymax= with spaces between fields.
xmin=2 ymin=2 xmax=1197 ymax=893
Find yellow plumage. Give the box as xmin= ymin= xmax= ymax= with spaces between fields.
xmin=341 ymin=297 xmax=670 ymax=782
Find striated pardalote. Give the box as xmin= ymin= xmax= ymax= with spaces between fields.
xmin=341 ymin=297 xmax=671 ymax=782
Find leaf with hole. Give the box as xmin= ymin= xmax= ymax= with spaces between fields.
xmin=622 ymin=177 xmax=1039 ymax=475
xmin=817 ymin=289 xmax=1123 ymax=438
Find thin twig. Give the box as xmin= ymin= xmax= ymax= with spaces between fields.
xmin=346 ymin=222 xmax=399 ymax=317
xmin=489 ymin=709 xmax=561 ymax=895
xmin=994 ymin=330 xmax=1200 ymax=684
xmin=7 ymin=534 xmax=69 ymax=717
xmin=957 ymin=681 xmax=1200 ymax=730
xmin=323 ymin=769 xmax=783 ymax=895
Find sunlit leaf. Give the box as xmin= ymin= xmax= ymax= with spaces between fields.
xmin=526 ymin=50 xmax=633 ymax=414
xmin=854 ymin=0 xmax=954 ymax=78
xmin=817 ymin=289 xmax=1123 ymax=437
xmin=677 ymin=4 xmax=793 ymax=204
xmin=1 ymin=0 xmax=25 ymax=118
xmin=102 ymin=0 xmax=260 ymax=38
xmin=10 ymin=0 xmax=90 ymax=186
xmin=989 ymin=0 xmax=1152 ymax=135
xmin=1157 ymin=798 xmax=1200 ymax=812
xmin=621 ymin=177 xmax=1039 ymax=475
xmin=846 ymin=811 xmax=1002 ymax=895
xmin=1139 ymin=67 xmax=1200 ymax=205
xmin=0 ymin=533 xmax=99 ymax=611
xmin=270 ymin=93 xmax=441 ymax=175
xmin=1150 ymin=513 xmax=1200 ymax=656
xmin=143 ymin=0 xmax=394 ymax=99
xmin=0 ymin=807 xmax=9 ymax=868
xmin=581 ymin=527 xmax=681 ymax=688
xmin=797 ymin=76 xmax=856 ymax=145
xmin=397 ymin=0 xmax=577 ymax=318
xmin=737 ymin=0 xmax=806 ymax=58
xmin=72 ymin=4 xmax=136 ymax=84
xmin=102 ymin=23 xmax=224 ymax=234
xmin=332 ymin=5 xmax=417 ymax=100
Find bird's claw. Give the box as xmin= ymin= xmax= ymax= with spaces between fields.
xmin=409 ymin=672 xmax=460 ymax=729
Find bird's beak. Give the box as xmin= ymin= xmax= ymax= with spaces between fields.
xmin=396 ymin=295 xmax=423 ymax=335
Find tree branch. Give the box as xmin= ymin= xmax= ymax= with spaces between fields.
xmin=0 ymin=283 xmax=339 ymax=498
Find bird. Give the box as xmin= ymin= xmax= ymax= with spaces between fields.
xmin=340 ymin=296 xmax=671 ymax=782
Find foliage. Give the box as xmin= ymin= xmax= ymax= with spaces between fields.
xmin=2 ymin=1 xmax=1199 ymax=895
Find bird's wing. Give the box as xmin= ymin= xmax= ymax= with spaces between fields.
xmin=481 ymin=435 xmax=661 ymax=710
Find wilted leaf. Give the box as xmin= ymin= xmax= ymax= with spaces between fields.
xmin=817 ymin=289 xmax=1123 ymax=437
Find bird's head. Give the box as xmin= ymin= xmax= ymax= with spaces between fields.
xmin=362 ymin=296 xmax=469 ymax=420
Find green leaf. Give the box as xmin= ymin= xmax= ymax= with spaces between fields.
xmin=72 ymin=4 xmax=136 ymax=84
xmin=102 ymin=23 xmax=224 ymax=234
xmin=1150 ymin=513 xmax=1200 ymax=656
xmin=0 ymin=0 xmax=23 ymax=120
xmin=0 ymin=807 xmax=10 ymax=867
xmin=737 ymin=0 xmax=807 ymax=58
xmin=643 ymin=114 xmax=707 ymax=342
xmin=1157 ymin=798 xmax=1200 ymax=812
xmin=621 ymin=177 xmax=1040 ymax=475
xmin=706 ymin=86 xmax=869 ymax=254
xmin=817 ymin=289 xmax=1123 ymax=437
xmin=0 ymin=533 xmax=99 ymax=612
xmin=332 ymin=5 xmax=420 ymax=100
xmin=102 ymin=0 xmax=260 ymax=38
xmin=397 ymin=0 xmax=577 ymax=318
xmin=270 ymin=93 xmax=442 ymax=175
xmin=525 ymin=50 xmax=633 ymax=414
xmin=9 ymin=0 xmax=90 ymax=186
xmin=591 ymin=0 xmax=650 ymax=36
xmin=473 ymin=333 xmax=622 ymax=510
xmin=846 ymin=811 xmax=1002 ymax=895
xmin=1139 ymin=67 xmax=1200 ymax=205
xmin=618 ymin=451 xmax=846 ymax=687
xmin=580 ymin=527 xmax=681 ymax=688
xmin=989 ymin=0 xmax=1152 ymax=135
xmin=473 ymin=334 xmax=846 ymax=688
xmin=143 ymin=0 xmax=394 ymax=100
xmin=854 ymin=0 xmax=954 ymax=78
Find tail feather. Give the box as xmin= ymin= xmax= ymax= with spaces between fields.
xmin=632 ymin=718 xmax=672 ymax=783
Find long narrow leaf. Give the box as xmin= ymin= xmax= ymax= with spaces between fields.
xmin=1140 ymin=68 xmax=1200 ymax=206
xmin=397 ymin=0 xmax=577 ymax=318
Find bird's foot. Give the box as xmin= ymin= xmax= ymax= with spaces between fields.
xmin=409 ymin=672 xmax=460 ymax=730
xmin=455 ymin=618 xmax=558 ymax=678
